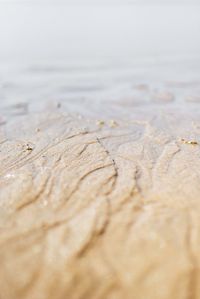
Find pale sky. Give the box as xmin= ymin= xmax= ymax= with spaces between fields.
xmin=0 ymin=0 xmax=200 ymax=4
xmin=0 ymin=0 xmax=199 ymax=64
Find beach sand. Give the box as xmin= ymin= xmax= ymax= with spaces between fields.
xmin=1 ymin=88 xmax=200 ymax=298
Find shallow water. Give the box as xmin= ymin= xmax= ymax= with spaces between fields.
xmin=0 ymin=2 xmax=200 ymax=112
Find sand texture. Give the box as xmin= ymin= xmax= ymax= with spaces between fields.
xmin=0 ymin=94 xmax=200 ymax=299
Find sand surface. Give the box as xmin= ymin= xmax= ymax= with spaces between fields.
xmin=1 ymin=85 xmax=200 ymax=298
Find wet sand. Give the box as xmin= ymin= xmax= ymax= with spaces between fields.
xmin=1 ymin=85 xmax=200 ymax=298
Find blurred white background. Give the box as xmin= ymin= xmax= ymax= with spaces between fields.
xmin=0 ymin=0 xmax=199 ymax=108
xmin=0 ymin=1 xmax=199 ymax=63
